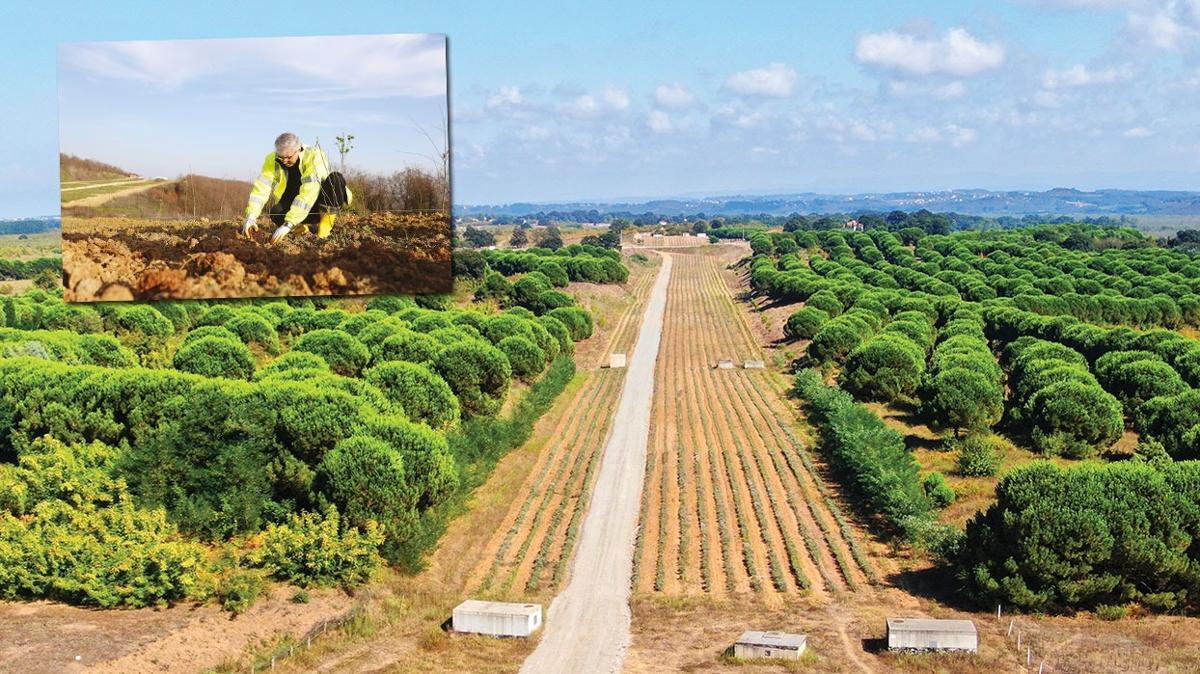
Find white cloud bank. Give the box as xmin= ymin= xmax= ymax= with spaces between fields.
xmin=854 ymin=27 xmax=1004 ymax=76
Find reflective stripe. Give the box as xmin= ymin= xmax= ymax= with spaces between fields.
xmin=248 ymin=195 xmax=266 ymax=205
xmin=292 ymin=198 xmax=311 ymax=212
xmin=255 ymin=176 xmax=273 ymax=189
xmin=302 ymin=174 xmax=322 ymax=184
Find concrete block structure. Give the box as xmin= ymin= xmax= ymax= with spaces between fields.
xmin=452 ymin=600 xmax=543 ymax=637
xmin=733 ymin=631 xmax=807 ymax=660
xmin=886 ymin=618 xmax=977 ymax=653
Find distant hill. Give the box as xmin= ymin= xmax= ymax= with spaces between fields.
xmin=59 ymin=154 xmax=136 ymax=182
xmin=66 ymin=175 xmax=253 ymax=220
xmin=0 ymin=217 xmax=60 ymax=235
xmin=458 ymin=188 xmax=1200 ymax=218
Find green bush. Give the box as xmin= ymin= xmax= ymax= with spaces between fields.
xmin=954 ymin=435 xmax=1003 ymax=477
xmin=377 ymin=329 xmax=441 ymax=365
xmin=547 ymin=307 xmax=593 ymax=341
xmin=315 ymin=436 xmax=419 ymax=541
xmin=115 ymin=306 xmax=174 ymax=337
xmin=182 ymin=325 xmax=240 ymax=346
xmin=783 ymin=307 xmax=828 ymax=341
xmin=498 ymin=335 xmax=547 ymax=379
xmin=922 ymin=472 xmax=955 ymax=508
xmin=292 ymin=329 xmax=370 ymax=377
xmin=196 ymin=305 xmax=236 ymax=327
xmin=366 ymin=295 xmax=418 ymax=314
xmin=839 ymin=334 xmax=925 ymax=402
xmin=433 ymin=341 xmax=513 ymax=417
xmin=227 ymin=313 xmax=280 ymax=354
xmin=255 ymin=350 xmax=330 ymax=379
xmin=172 ymin=336 xmax=256 ymax=380
xmin=364 ymin=361 xmax=460 ymax=429
xmin=77 ymin=334 xmax=137 ymax=368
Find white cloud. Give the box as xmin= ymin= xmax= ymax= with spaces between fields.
xmin=655 ymin=83 xmax=695 ymax=108
xmin=946 ymin=124 xmax=978 ymax=147
xmin=558 ymin=86 xmax=631 ymax=119
xmin=906 ymin=126 xmax=943 ymax=143
xmin=602 ymin=86 xmax=631 ymax=110
xmin=1042 ymin=63 xmax=1133 ymax=88
xmin=1127 ymin=1 xmax=1200 ymax=50
xmin=647 ymin=110 xmax=674 ymax=133
xmin=1124 ymin=125 xmax=1154 ymax=137
xmin=854 ymin=27 xmax=1004 ymax=76
xmin=60 ymin=34 xmax=447 ymax=100
xmin=487 ymin=86 xmax=523 ymax=109
xmin=903 ymin=123 xmax=977 ymax=146
xmin=936 ymin=82 xmax=968 ymax=99
xmin=724 ymin=62 xmax=797 ymax=97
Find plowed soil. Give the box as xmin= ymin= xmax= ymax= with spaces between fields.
xmin=62 ymin=213 xmax=451 ymax=301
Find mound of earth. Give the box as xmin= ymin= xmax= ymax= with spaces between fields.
xmin=62 ymin=213 xmax=451 ymax=301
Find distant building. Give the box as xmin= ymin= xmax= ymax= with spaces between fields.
xmin=452 ymin=600 xmax=542 ymax=637
xmin=608 ymin=353 xmax=627 ymax=369
xmin=886 ymin=618 xmax=977 ymax=653
xmin=844 ymin=219 xmax=863 ymax=231
xmin=733 ymin=631 xmax=807 ymax=660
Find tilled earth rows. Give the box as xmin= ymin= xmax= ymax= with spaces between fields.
xmin=62 ymin=213 xmax=450 ymax=300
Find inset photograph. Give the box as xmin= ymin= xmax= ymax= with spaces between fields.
xmin=59 ymin=33 xmax=451 ymax=301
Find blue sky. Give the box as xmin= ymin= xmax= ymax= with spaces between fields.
xmin=1 ymin=1 xmax=1198 ymax=216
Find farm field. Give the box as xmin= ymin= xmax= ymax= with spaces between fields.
xmin=61 ymin=212 xmax=451 ymax=300
xmin=60 ymin=177 xmax=167 ymax=205
xmin=632 ymin=249 xmax=879 ymax=599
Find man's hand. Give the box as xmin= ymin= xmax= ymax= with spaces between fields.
xmin=241 ymin=216 xmax=259 ymax=238
xmin=269 ymin=224 xmax=293 ymax=245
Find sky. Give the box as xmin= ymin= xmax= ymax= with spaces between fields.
xmin=59 ymin=34 xmax=447 ymax=182
xmin=1 ymin=1 xmax=1198 ymax=216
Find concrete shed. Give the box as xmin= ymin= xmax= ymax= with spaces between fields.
xmin=717 ymin=359 xmax=735 ymax=369
xmin=608 ymin=353 xmax=627 ymax=369
xmin=733 ymin=631 xmax=807 ymax=660
xmin=886 ymin=618 xmax=977 ymax=653
xmin=452 ymin=600 xmax=542 ymax=637
xmin=743 ymin=360 xmax=765 ymax=369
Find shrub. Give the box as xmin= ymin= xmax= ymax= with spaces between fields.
xmin=315 ymin=436 xmax=419 ymax=540
xmin=115 ymin=306 xmax=174 ymax=337
xmin=483 ymin=313 xmax=536 ymax=344
xmin=227 ymin=313 xmax=280 ymax=354
xmin=839 ymin=334 xmax=925 ymax=402
xmin=77 ymin=334 xmax=137 ymax=368
xmin=538 ymin=315 xmax=573 ymax=353
xmin=377 ymin=329 xmax=441 ymax=365
xmin=256 ymin=350 xmax=330 ymax=379
xmin=253 ymin=509 xmax=383 ymax=589
xmin=783 ymin=307 xmax=828 ymax=341
xmin=364 ymin=361 xmax=460 ymax=429
xmin=171 ymin=336 xmax=255 ymax=380
xmin=196 ymin=305 xmax=236 ymax=327
xmin=498 ymin=335 xmax=547 ymax=379
xmin=182 ymin=325 xmax=240 ymax=346
xmin=922 ymin=472 xmax=956 ymax=508
xmin=954 ymin=435 xmax=1003 ymax=477
xmin=547 ymin=307 xmax=593 ymax=340
xmin=922 ymin=367 xmax=1004 ymax=433
xmin=433 ymin=341 xmax=512 ymax=417
xmin=366 ymin=295 xmax=418 ymax=314
xmin=292 ymin=329 xmax=370 ymax=377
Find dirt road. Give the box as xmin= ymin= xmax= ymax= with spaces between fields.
xmin=519 ymin=254 xmax=673 ymax=674
xmin=62 ymin=180 xmax=167 ymax=207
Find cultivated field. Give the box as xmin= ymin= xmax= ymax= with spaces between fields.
xmin=632 ymin=250 xmax=879 ymax=599
xmin=61 ymin=213 xmax=451 ymax=300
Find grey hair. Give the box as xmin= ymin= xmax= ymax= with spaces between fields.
xmin=274 ymin=132 xmax=301 ymax=154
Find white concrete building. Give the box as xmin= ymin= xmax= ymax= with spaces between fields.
xmin=886 ymin=618 xmax=977 ymax=653
xmin=608 ymin=353 xmax=627 ymax=368
xmin=452 ymin=600 xmax=542 ymax=637
xmin=733 ymin=631 xmax=807 ymax=660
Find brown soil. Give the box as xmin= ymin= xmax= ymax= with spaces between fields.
xmin=0 ymin=585 xmax=354 ymax=674
xmin=61 ymin=213 xmax=450 ymax=301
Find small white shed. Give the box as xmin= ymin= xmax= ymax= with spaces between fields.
xmin=717 ymin=359 xmax=735 ymax=369
xmin=609 ymin=353 xmax=627 ymax=369
xmin=743 ymin=360 xmax=765 ymax=369
xmin=733 ymin=630 xmax=807 ymax=660
xmin=886 ymin=618 xmax=977 ymax=653
xmin=452 ymin=600 xmax=542 ymax=637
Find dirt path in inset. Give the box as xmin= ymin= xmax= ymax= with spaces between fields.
xmin=62 ymin=180 xmax=168 ymax=206
xmin=519 ymin=254 xmax=673 ymax=674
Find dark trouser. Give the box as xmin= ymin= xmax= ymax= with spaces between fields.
xmin=270 ymin=172 xmax=349 ymax=226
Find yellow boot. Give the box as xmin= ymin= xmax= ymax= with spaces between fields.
xmin=316 ymin=212 xmax=336 ymax=239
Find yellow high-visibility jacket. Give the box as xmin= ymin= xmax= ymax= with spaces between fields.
xmin=243 ymin=145 xmax=345 ymax=226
